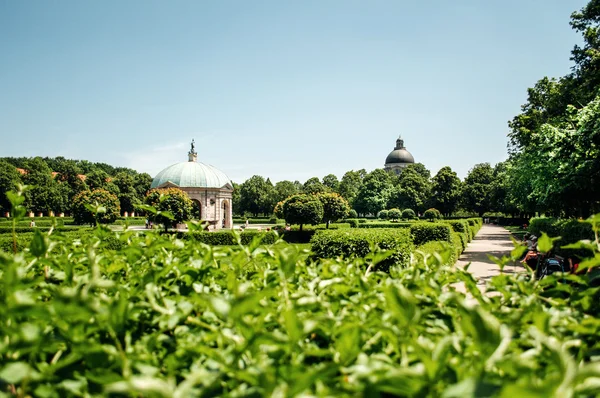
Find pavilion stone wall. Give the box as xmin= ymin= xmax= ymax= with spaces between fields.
xmin=182 ymin=187 xmax=233 ymax=230
xmin=384 ymin=162 xmax=410 ymax=175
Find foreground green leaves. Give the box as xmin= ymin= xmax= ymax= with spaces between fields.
xmin=0 ymin=227 xmax=599 ymax=397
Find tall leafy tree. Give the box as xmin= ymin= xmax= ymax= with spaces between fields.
xmin=462 ymin=163 xmax=494 ymax=216
xmin=317 ymin=192 xmax=350 ymax=228
xmin=22 ymin=158 xmax=59 ymax=214
xmin=239 ymin=175 xmax=274 ymax=216
xmin=338 ymin=170 xmax=364 ymax=205
xmin=274 ymin=180 xmax=298 ymax=203
xmin=0 ymin=161 xmax=22 ymax=213
xmin=282 ymin=194 xmax=323 ymax=231
xmin=303 ymin=177 xmax=329 ymax=194
xmin=72 ymin=188 xmax=121 ymax=225
xmin=388 ymin=166 xmax=431 ymax=213
xmin=354 ymin=169 xmax=394 ymax=216
xmin=430 ymin=166 xmax=462 ymax=217
xmin=322 ymin=174 xmax=340 ymax=192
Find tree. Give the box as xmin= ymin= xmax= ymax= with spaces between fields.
xmin=322 ymin=174 xmax=340 ymax=192
xmin=402 ymin=208 xmax=416 ymax=219
xmin=134 ymin=173 xmax=153 ymax=198
xmin=404 ymin=163 xmax=431 ymax=180
xmin=282 ymin=194 xmax=324 ymax=231
xmin=430 ymin=167 xmax=462 ymax=217
xmin=303 ymin=177 xmax=328 ymax=194
xmin=338 ymin=170 xmax=364 ymax=205
xmin=388 ymin=167 xmax=431 ymax=213
xmin=462 ymin=163 xmax=494 ymax=216
xmin=145 ymin=188 xmax=194 ymax=230
xmin=239 ymin=175 xmax=275 ymax=216
xmin=378 ymin=209 xmax=388 ymax=220
xmin=274 ymin=180 xmax=298 ymax=203
xmin=114 ymin=172 xmax=140 ymax=214
xmin=424 ymin=208 xmax=442 ymax=221
xmin=22 ymin=158 xmax=60 ymax=215
xmin=72 ymin=188 xmax=120 ymax=225
xmin=317 ymin=192 xmax=350 ymax=228
xmin=0 ymin=161 xmax=21 ymax=213
xmin=231 ymin=182 xmax=242 ymax=216
xmin=353 ymin=169 xmax=394 ymax=216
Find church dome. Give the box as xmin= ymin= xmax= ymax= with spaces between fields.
xmin=385 ymin=137 xmax=415 ymax=165
xmin=151 ymin=142 xmax=232 ymax=189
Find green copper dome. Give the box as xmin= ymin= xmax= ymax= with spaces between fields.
xmin=151 ymin=141 xmax=232 ymax=189
xmin=151 ymin=162 xmax=232 ymax=189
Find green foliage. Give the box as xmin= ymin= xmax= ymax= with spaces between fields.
xmin=430 ymin=167 xmax=462 ymax=216
xmin=410 ymin=222 xmax=452 ymax=246
xmin=347 ymin=218 xmax=359 ymax=228
xmin=2 ymin=215 xmax=600 ymax=395
xmin=186 ymin=230 xmax=278 ymax=245
xmin=310 ymin=228 xmax=414 ymax=270
xmin=239 ymin=175 xmax=275 ymax=216
xmin=423 ymin=208 xmax=442 ymax=221
xmin=377 ymin=209 xmax=389 ymax=220
xmin=144 ymin=187 xmax=194 ymax=229
xmin=348 ymin=209 xmax=358 ymax=218
xmin=387 ymin=208 xmax=402 ymax=221
xmin=282 ymin=194 xmax=324 ymax=230
xmin=0 ymin=161 xmax=21 ymax=213
xmin=353 ymin=169 xmax=394 ymax=216
xmin=72 ymin=188 xmax=120 ymax=225
xmin=357 ymin=222 xmax=412 ymax=229
xmin=317 ymin=192 xmax=350 ymax=228
xmin=402 ymin=208 xmax=416 ymax=219
xmin=444 ymin=219 xmax=469 ymax=234
xmin=414 ymin=240 xmax=458 ymax=266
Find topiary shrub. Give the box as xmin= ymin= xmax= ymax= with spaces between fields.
xmin=388 ymin=208 xmax=402 ymax=221
xmin=410 ymin=222 xmax=452 ymax=246
xmin=528 ymin=217 xmax=558 ymax=237
xmin=423 ymin=208 xmax=443 ymax=221
xmin=310 ymin=228 xmax=414 ymax=271
xmin=186 ymin=230 xmax=278 ymax=245
xmin=402 ymin=209 xmax=416 ymax=220
xmin=348 ymin=209 xmax=358 ymax=218
xmin=377 ymin=209 xmax=389 ymax=220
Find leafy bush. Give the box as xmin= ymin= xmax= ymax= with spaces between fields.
xmin=377 ymin=209 xmax=389 ymax=220
xmin=402 ymin=208 xmax=416 ymax=220
xmin=387 ymin=208 xmax=402 ymax=221
xmin=444 ymin=220 xmax=468 ymax=234
xmin=348 ymin=209 xmax=358 ymax=218
xmin=145 ymin=187 xmax=194 ymax=229
xmin=283 ymin=194 xmax=324 ymax=231
xmin=72 ymin=188 xmax=121 ymax=225
xmin=310 ymin=228 xmax=414 ymax=270
xmin=410 ymin=222 xmax=452 ymax=246
xmin=423 ymin=208 xmax=442 ymax=221
xmin=413 ymin=240 xmax=458 ymax=266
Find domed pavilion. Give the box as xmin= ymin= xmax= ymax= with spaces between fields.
xmin=384 ymin=136 xmax=415 ymax=175
xmin=151 ymin=140 xmax=233 ymax=229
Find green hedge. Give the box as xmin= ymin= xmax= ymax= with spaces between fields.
xmin=310 ymin=228 xmax=414 ymax=270
xmin=414 ymin=241 xmax=458 ymax=267
xmin=0 ymin=220 xmax=65 ymax=228
xmin=444 ymin=220 xmax=468 ymax=234
xmin=358 ymin=222 xmax=412 ymax=229
xmin=0 ymin=226 xmax=86 ymax=234
xmin=528 ymin=217 xmax=560 ymax=237
xmin=409 ymin=222 xmax=452 ymax=246
xmin=185 ymin=230 xmax=278 ymax=245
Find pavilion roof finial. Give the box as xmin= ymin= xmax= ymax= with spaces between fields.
xmin=395 ymin=135 xmax=405 ymax=150
xmin=188 ymin=139 xmax=198 ymax=162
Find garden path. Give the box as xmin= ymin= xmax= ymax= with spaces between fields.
xmin=454 ymin=224 xmax=523 ymax=296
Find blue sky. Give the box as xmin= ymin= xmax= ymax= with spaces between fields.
xmin=0 ymin=0 xmax=587 ymax=183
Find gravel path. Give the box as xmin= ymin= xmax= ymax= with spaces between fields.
xmin=455 ymin=224 xmax=524 ymax=294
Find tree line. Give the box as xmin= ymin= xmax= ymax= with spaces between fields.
xmin=233 ymin=162 xmax=511 ymax=218
xmin=0 ymin=156 xmax=152 ymax=216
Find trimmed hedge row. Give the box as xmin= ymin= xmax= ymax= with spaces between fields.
xmin=358 ymin=222 xmax=412 ymax=229
xmin=310 ymin=229 xmax=414 ymax=270
xmin=0 ymin=220 xmax=65 ymax=228
xmin=184 ymin=231 xmax=278 ymax=245
xmin=413 ymin=241 xmax=458 ymax=267
xmin=410 ymin=222 xmax=452 ymax=246
xmin=0 ymin=226 xmax=84 ymax=234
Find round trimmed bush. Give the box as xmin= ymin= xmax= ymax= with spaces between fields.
xmin=348 ymin=209 xmax=358 ymax=218
xmin=378 ymin=209 xmax=389 ymax=220
xmin=388 ymin=208 xmax=402 ymax=221
xmin=424 ymin=208 xmax=443 ymax=221
xmin=402 ymin=209 xmax=416 ymax=220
